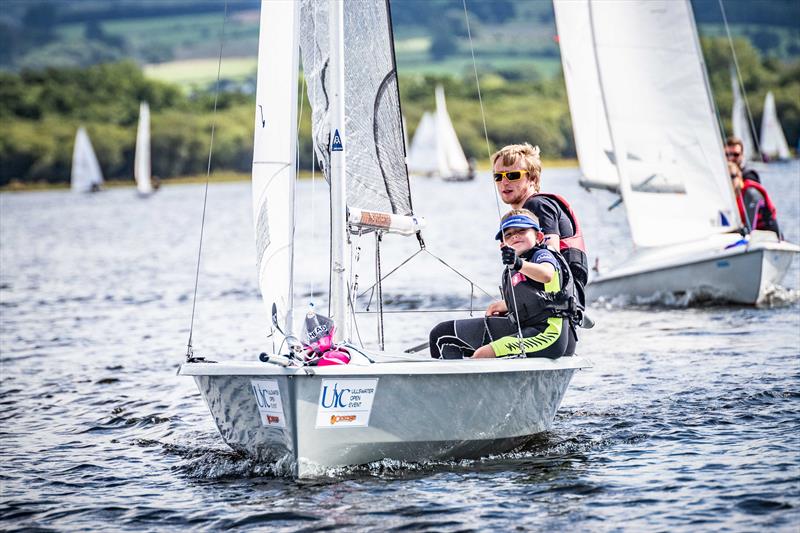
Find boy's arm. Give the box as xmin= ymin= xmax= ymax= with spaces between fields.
xmin=519 ymin=260 xmax=555 ymax=284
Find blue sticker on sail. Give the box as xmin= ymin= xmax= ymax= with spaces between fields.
xmin=331 ymin=129 xmax=343 ymax=152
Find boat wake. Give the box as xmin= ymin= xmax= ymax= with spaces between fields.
xmin=758 ymin=284 xmax=800 ymax=308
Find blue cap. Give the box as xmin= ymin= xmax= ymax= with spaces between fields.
xmin=495 ymin=214 xmax=541 ymax=240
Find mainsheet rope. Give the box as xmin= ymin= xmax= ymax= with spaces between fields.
xmin=462 ymin=0 xmax=525 ymax=356
xmin=185 ymin=1 xmax=228 ymax=360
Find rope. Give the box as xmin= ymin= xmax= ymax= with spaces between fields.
xmin=462 ymin=0 xmax=524 ymax=350
xmin=718 ymin=0 xmax=762 ymax=158
xmin=185 ymin=1 xmax=228 ymax=360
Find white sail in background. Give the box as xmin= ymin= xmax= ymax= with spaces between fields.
xmin=555 ymin=0 xmax=740 ymax=248
xmin=434 ymin=85 xmax=470 ymax=178
xmin=71 ymin=126 xmax=104 ymax=193
xmin=730 ymin=67 xmax=755 ymax=161
xmin=554 ymin=3 xmax=618 ymax=193
xmin=251 ymin=0 xmax=299 ymax=333
xmin=134 ymin=102 xmax=153 ymax=195
xmin=760 ymin=91 xmax=791 ymax=160
xmin=407 ymin=86 xmax=470 ymax=180
xmin=407 ymin=111 xmax=438 ymax=175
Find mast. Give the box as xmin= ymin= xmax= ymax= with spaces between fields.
xmin=328 ymin=0 xmax=350 ymax=342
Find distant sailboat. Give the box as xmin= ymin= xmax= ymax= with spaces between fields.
xmin=407 ymin=85 xmax=473 ymax=181
xmin=730 ymin=67 xmax=756 ymax=161
xmin=759 ymin=91 xmax=791 ymax=161
xmin=134 ymin=102 xmax=154 ymax=195
xmin=71 ymin=127 xmax=104 ymax=193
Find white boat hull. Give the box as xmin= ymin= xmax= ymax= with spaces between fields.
xmin=179 ymin=356 xmax=589 ymax=478
xmin=588 ymin=231 xmax=799 ymax=305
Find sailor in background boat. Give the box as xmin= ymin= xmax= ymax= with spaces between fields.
xmin=726 ymin=136 xmax=761 ymax=184
xmin=492 ymin=143 xmax=589 ymax=307
xmin=428 ymin=210 xmax=579 ymax=360
xmin=729 ymin=161 xmax=782 ymax=238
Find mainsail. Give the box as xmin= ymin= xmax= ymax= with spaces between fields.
xmin=760 ymin=91 xmax=791 ymax=160
xmin=251 ymin=0 xmax=299 ymax=333
xmin=434 ymin=85 xmax=470 ymax=178
xmin=134 ymin=102 xmax=153 ymax=195
xmin=555 ymin=0 xmax=740 ymax=248
xmin=298 ymin=0 xmax=413 ymax=216
xmin=730 ymin=67 xmax=755 ymax=161
xmin=71 ymin=126 xmax=104 ymax=193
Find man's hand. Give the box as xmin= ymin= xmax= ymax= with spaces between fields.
xmin=501 ymin=246 xmax=523 ymax=271
xmin=485 ymin=300 xmax=508 ymax=316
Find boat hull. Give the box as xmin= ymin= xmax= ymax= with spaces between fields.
xmin=181 ymin=357 xmax=588 ymax=477
xmin=588 ymin=232 xmax=799 ymax=305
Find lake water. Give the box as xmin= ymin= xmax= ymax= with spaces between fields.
xmin=1 ymin=163 xmax=799 ymax=531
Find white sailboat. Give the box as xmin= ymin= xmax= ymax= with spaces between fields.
xmin=134 ymin=102 xmax=154 ymax=195
xmin=554 ymin=0 xmax=798 ymax=305
xmin=730 ymin=67 xmax=756 ymax=162
xmin=760 ymin=91 xmax=791 ymax=161
xmin=407 ymin=85 xmax=473 ymax=181
xmin=179 ymin=0 xmax=588 ymax=478
xmin=70 ymin=126 xmax=104 ymax=193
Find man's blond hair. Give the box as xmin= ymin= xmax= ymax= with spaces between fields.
xmin=491 ymin=143 xmax=542 ymax=192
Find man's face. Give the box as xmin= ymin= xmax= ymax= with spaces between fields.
xmin=494 ymin=158 xmax=534 ymax=207
xmin=725 ymin=144 xmax=744 ymax=167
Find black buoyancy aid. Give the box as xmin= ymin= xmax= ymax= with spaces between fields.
xmin=501 ymin=246 xmax=582 ymax=328
xmin=533 ymin=192 xmax=589 ymax=294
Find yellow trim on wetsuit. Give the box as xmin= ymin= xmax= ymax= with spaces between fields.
xmin=491 ymin=267 xmax=563 ymax=357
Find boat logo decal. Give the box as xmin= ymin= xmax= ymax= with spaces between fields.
xmin=331 ymin=129 xmax=344 ymax=152
xmin=251 ymin=379 xmax=286 ymax=428
xmin=316 ymin=378 xmax=378 ymax=429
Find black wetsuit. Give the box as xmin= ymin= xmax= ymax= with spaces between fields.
xmin=429 ymin=248 xmax=576 ymax=360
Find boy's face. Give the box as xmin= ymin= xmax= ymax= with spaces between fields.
xmin=502 ymin=227 xmax=541 ymax=252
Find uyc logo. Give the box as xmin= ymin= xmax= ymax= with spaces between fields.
xmin=320 ymin=383 xmax=351 ymax=409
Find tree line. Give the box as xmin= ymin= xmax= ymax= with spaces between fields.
xmin=1 ymin=36 xmax=798 ymax=187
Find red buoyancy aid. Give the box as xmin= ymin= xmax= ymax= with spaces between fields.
xmin=531 ymin=193 xmax=589 ymax=299
xmin=737 ymin=179 xmax=778 ymax=231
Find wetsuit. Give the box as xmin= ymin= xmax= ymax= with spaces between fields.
xmin=429 ymin=247 xmax=576 ymax=360
xmin=742 ymin=166 xmax=761 ymax=184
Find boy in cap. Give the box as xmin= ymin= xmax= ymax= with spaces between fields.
xmin=429 ymin=209 xmax=578 ymax=360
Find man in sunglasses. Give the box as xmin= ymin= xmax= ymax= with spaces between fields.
xmin=492 ymin=143 xmax=588 ymax=307
xmin=725 ymin=136 xmax=761 ymax=184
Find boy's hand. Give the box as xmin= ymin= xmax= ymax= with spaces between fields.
xmin=501 ymin=246 xmax=523 ymax=271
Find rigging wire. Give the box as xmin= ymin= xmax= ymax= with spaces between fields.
xmin=185 ymin=1 xmax=228 ymax=360
xmin=462 ymin=0 xmax=524 ymax=353
xmin=718 ymin=0 xmax=762 ymax=157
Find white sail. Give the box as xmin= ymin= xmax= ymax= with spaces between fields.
xmin=555 ymin=0 xmax=740 ymax=248
xmin=407 ymin=112 xmax=438 ymax=175
xmin=554 ymin=3 xmax=618 ymax=193
xmin=134 ymin=102 xmax=153 ymax=195
xmin=434 ymin=85 xmax=470 ymax=177
xmin=760 ymin=91 xmax=791 ymax=160
xmin=70 ymin=127 xmax=104 ymax=193
xmin=251 ymin=0 xmax=300 ymax=334
xmin=730 ymin=67 xmax=755 ymax=161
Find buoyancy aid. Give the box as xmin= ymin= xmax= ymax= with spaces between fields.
xmin=501 ymin=246 xmax=583 ymax=328
xmin=737 ymin=179 xmax=778 ymax=231
xmin=532 ymin=193 xmax=589 ymax=295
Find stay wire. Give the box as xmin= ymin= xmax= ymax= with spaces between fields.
xmin=185 ymin=1 xmax=228 ymax=360
xmin=462 ymin=0 xmax=524 ymax=349
xmin=718 ymin=0 xmax=762 ymax=157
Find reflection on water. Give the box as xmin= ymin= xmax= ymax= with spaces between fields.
xmin=1 ymin=163 xmax=798 ymax=530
